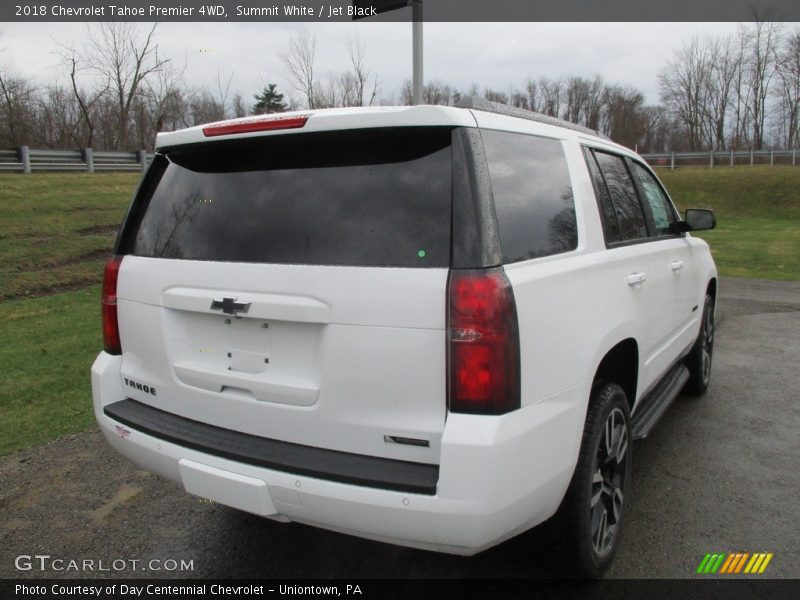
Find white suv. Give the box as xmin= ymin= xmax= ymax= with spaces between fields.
xmin=92 ymin=98 xmax=717 ymax=577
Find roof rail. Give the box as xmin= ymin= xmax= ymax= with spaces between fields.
xmin=456 ymin=95 xmax=609 ymax=139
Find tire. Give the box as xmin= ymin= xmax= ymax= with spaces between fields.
xmin=684 ymin=293 xmax=714 ymax=396
xmin=556 ymin=382 xmax=632 ymax=578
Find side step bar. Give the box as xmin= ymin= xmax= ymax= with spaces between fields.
xmin=631 ymin=363 xmax=690 ymax=440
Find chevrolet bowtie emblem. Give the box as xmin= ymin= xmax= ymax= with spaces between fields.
xmin=210 ymin=297 xmax=251 ymax=316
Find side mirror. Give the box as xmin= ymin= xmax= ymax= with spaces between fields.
xmin=684 ymin=208 xmax=716 ymax=231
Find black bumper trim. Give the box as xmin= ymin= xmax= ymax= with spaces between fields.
xmin=104 ymin=399 xmax=439 ymax=495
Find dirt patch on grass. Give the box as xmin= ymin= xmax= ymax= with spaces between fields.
xmin=56 ymin=249 xmax=110 ymax=266
xmin=1 ymin=233 xmax=58 ymax=241
xmin=77 ymin=224 xmax=119 ymax=236
xmin=3 ymin=277 xmax=99 ymax=302
xmin=8 ymin=249 xmax=109 ymax=273
xmin=2 ymin=249 xmax=108 ymax=301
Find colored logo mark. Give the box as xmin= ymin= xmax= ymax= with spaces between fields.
xmin=696 ymin=552 xmax=773 ymax=574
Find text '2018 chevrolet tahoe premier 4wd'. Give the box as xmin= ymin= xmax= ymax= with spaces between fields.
xmin=92 ymin=98 xmax=717 ymax=577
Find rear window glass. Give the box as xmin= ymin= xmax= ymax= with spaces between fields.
xmin=122 ymin=128 xmax=453 ymax=268
xmin=481 ymin=130 xmax=577 ymax=263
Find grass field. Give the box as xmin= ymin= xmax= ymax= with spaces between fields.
xmin=0 ymin=167 xmax=798 ymax=456
xmin=0 ymin=286 xmax=100 ymax=455
xmin=1 ymin=173 xmax=138 ymax=455
xmin=0 ymin=173 xmax=138 ymax=301
xmin=659 ymin=166 xmax=800 ymax=281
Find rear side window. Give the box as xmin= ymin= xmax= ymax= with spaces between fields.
xmin=122 ymin=128 xmax=452 ymax=268
xmin=482 ymin=130 xmax=577 ymax=263
xmin=591 ymin=150 xmax=648 ymax=243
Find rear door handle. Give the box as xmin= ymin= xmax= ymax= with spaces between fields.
xmin=627 ymin=272 xmax=647 ymax=286
xmin=670 ymin=260 xmax=686 ymax=272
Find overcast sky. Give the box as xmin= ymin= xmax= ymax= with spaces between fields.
xmin=1 ymin=22 xmax=752 ymax=106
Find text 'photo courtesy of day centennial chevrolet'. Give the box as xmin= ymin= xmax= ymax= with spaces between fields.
xmin=92 ymin=97 xmax=718 ymax=578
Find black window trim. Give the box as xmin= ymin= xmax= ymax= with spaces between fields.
xmin=582 ymin=145 xmax=685 ymax=249
xmin=582 ymin=146 xmax=623 ymax=244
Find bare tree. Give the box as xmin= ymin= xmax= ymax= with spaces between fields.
xmin=214 ymin=68 xmax=234 ymax=118
xmin=312 ymin=80 xmax=336 ymax=109
xmin=525 ymin=79 xmax=541 ymax=112
xmin=584 ymin=76 xmax=605 ymax=131
xmin=659 ymin=36 xmax=710 ymax=151
xmin=601 ymin=85 xmax=646 ymax=149
xmin=142 ymin=56 xmax=187 ymax=134
xmin=231 ymin=93 xmax=248 ymax=118
xmin=661 ymin=34 xmax=737 ymax=151
xmin=279 ymin=30 xmax=317 ymax=109
xmin=563 ymin=76 xmax=590 ymax=124
xmin=332 ymin=72 xmax=357 ymax=107
xmin=426 ymin=80 xmax=453 ymax=105
xmin=510 ymin=89 xmax=529 ymax=109
xmin=60 ymin=46 xmax=109 ymax=147
xmin=483 ymin=88 xmax=508 ymax=104
xmin=37 ymin=84 xmax=84 ymax=148
xmin=0 ymin=33 xmax=31 ymax=144
xmin=344 ymin=32 xmax=378 ymax=107
xmin=400 ymin=79 xmax=455 ymax=106
xmin=187 ymin=88 xmax=226 ymax=125
xmin=84 ymin=23 xmax=169 ymax=149
xmin=538 ymin=77 xmax=563 ymax=118
xmin=401 ymin=79 xmax=413 ymax=105
xmin=730 ymin=29 xmax=752 ymax=149
xmin=0 ymin=68 xmax=36 ymax=146
xmin=775 ymin=30 xmax=800 ymax=148
xmin=741 ymin=15 xmax=783 ymax=149
xmin=702 ymin=35 xmax=738 ymax=150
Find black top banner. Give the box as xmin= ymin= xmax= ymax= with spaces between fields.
xmin=3 ymin=0 xmax=800 ymax=22
xmin=352 ymin=0 xmax=411 ymax=18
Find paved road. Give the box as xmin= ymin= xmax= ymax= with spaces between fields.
xmin=1 ymin=277 xmax=799 ymax=579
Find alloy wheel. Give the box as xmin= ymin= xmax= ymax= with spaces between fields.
xmin=590 ymin=407 xmax=629 ymax=557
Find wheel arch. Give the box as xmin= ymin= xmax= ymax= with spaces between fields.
xmin=593 ymin=338 xmax=639 ymax=412
xmin=707 ymin=277 xmax=717 ymax=302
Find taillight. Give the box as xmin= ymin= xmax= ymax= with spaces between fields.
xmin=202 ymin=114 xmax=310 ymax=137
xmin=102 ymin=256 xmax=123 ymax=355
xmin=448 ymin=268 xmax=520 ymax=414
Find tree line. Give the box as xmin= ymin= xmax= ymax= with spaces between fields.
xmin=0 ymin=21 xmax=798 ymax=153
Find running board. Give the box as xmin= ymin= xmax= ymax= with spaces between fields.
xmin=631 ymin=363 xmax=690 ymax=440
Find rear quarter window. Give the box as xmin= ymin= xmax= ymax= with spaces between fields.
xmin=481 ymin=130 xmax=577 ymax=263
xmin=120 ymin=128 xmax=453 ymax=268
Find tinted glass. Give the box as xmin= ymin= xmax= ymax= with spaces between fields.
xmin=584 ymin=148 xmax=623 ymax=244
xmin=631 ymin=161 xmax=677 ymax=235
xmin=482 ymin=130 xmax=577 ymax=262
xmin=593 ymin=151 xmax=648 ymax=241
xmin=125 ymin=128 xmax=452 ymax=267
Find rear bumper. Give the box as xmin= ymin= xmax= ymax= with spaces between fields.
xmin=92 ymin=352 xmax=587 ymax=555
xmin=104 ymin=398 xmax=439 ymax=495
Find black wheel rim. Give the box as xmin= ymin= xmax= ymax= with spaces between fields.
xmin=590 ymin=407 xmax=629 ymax=557
xmin=701 ymin=302 xmax=714 ymax=385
